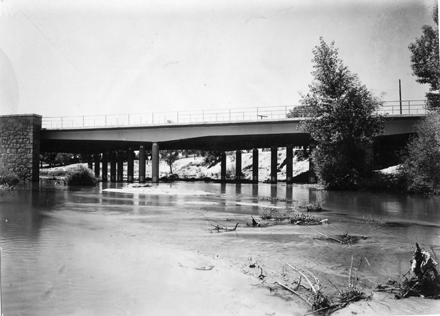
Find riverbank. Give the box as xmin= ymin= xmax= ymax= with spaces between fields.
xmin=101 ymin=183 xmax=440 ymax=315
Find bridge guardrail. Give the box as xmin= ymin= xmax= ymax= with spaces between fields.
xmin=42 ymin=100 xmax=427 ymax=129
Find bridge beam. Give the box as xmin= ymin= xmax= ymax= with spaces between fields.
xmin=235 ymin=150 xmax=242 ymax=182
xmin=220 ymin=151 xmax=227 ymax=181
xmin=117 ymin=150 xmax=124 ymax=182
xmin=110 ymin=151 xmax=116 ymax=182
xmin=286 ymin=145 xmax=293 ymax=185
xmin=139 ymin=145 xmax=146 ymax=183
xmin=127 ymin=148 xmax=134 ymax=183
xmin=252 ymin=148 xmax=259 ymax=183
xmin=152 ymin=143 xmax=159 ymax=183
xmin=102 ymin=152 xmax=108 ymax=182
xmin=271 ymin=147 xmax=277 ymax=184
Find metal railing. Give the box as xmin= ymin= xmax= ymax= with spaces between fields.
xmin=42 ymin=100 xmax=427 ymax=129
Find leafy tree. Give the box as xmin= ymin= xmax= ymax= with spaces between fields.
xmin=160 ymin=150 xmax=180 ymax=174
xmin=408 ymin=4 xmax=439 ymax=110
xmin=301 ymin=38 xmax=384 ymax=190
xmin=55 ymin=153 xmax=74 ymax=166
xmin=202 ymin=151 xmax=223 ymax=168
xmin=401 ymin=112 xmax=440 ymax=195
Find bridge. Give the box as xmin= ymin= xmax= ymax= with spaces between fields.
xmin=0 ymin=100 xmax=427 ymax=184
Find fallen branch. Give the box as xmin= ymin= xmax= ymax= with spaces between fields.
xmin=274 ymin=281 xmax=312 ymax=307
xmin=308 ymin=226 xmax=342 ymax=244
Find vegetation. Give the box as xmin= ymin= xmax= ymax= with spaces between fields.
xmin=160 ymin=150 xmax=180 ymax=174
xmin=64 ymin=165 xmax=98 ymax=186
xmin=408 ymin=4 xmax=439 ymax=111
xmin=0 ymin=167 xmax=21 ymax=190
xmin=300 ymin=38 xmax=384 ymax=190
xmin=400 ymin=112 xmax=440 ymax=195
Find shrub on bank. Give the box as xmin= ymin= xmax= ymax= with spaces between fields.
xmin=400 ymin=112 xmax=440 ymax=195
xmin=64 ymin=165 xmax=98 ymax=186
xmin=0 ymin=167 xmax=21 ymax=187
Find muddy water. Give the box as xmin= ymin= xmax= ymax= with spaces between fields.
xmin=1 ymin=181 xmax=440 ymax=315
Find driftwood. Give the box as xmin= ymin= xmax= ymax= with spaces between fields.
xmin=375 ymin=243 xmax=440 ymax=299
xmin=209 ymin=222 xmax=239 ymax=233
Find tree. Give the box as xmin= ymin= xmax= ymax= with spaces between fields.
xmin=301 ymin=38 xmax=384 ymax=190
xmin=408 ymin=4 xmax=439 ymax=110
xmin=160 ymin=150 xmax=180 ymax=174
xmin=401 ymin=112 xmax=440 ymax=195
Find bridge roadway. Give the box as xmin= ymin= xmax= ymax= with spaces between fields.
xmin=40 ymin=114 xmax=423 ymax=183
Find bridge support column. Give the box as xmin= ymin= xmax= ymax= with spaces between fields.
xmin=117 ymin=150 xmax=124 ymax=182
xmin=102 ymin=152 xmax=108 ymax=182
xmin=152 ymin=143 xmax=159 ymax=183
xmin=252 ymin=148 xmax=259 ymax=183
xmin=235 ymin=150 xmax=242 ymax=182
xmin=271 ymin=147 xmax=278 ymax=184
xmin=87 ymin=154 xmax=93 ymax=169
xmin=110 ymin=152 xmax=116 ymax=182
xmin=139 ymin=145 xmax=146 ymax=183
xmin=94 ymin=153 xmax=100 ymax=178
xmin=221 ymin=151 xmax=226 ymax=181
xmin=127 ymin=148 xmax=134 ymax=183
xmin=286 ymin=145 xmax=293 ymax=185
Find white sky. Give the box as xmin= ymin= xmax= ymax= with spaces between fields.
xmin=0 ymin=0 xmax=436 ymax=117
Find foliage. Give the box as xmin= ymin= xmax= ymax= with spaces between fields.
xmin=202 ymin=151 xmax=223 ymax=168
xmin=408 ymin=4 xmax=439 ymax=111
xmin=286 ymin=105 xmax=315 ymax=118
xmin=55 ymin=153 xmax=74 ymax=166
xmin=64 ymin=165 xmax=98 ymax=186
xmin=400 ymin=112 xmax=440 ymax=195
xmin=0 ymin=167 xmax=21 ymax=187
xmin=301 ymin=38 xmax=384 ymax=190
xmin=160 ymin=150 xmax=180 ymax=174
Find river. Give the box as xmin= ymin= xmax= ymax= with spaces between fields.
xmin=1 ymin=181 xmax=440 ymax=315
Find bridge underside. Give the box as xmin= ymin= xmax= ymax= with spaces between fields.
xmin=41 ymin=133 xmax=311 ymax=153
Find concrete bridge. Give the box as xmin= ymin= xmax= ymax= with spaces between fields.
xmin=0 ymin=101 xmax=427 ymax=184
xmin=40 ymin=114 xmax=423 ymax=184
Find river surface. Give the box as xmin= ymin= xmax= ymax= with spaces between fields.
xmin=1 ymin=181 xmax=440 ymax=315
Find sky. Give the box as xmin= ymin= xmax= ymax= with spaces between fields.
xmin=0 ymin=0 xmax=437 ymax=117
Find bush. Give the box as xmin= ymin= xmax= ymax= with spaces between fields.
xmin=0 ymin=167 xmax=21 ymax=186
xmin=401 ymin=112 xmax=440 ymax=195
xmin=64 ymin=165 xmax=98 ymax=186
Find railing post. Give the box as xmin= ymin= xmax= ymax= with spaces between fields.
xmin=177 ymin=111 xmax=179 ymax=123
xmin=229 ymin=109 xmax=231 ymax=121
xmin=61 ymin=117 xmax=63 ymax=128
xmin=408 ymin=101 xmax=410 ymax=114
xmin=128 ymin=114 xmax=130 ymax=125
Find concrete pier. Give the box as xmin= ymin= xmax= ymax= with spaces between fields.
xmin=152 ymin=143 xmax=159 ymax=183
xmin=221 ymin=151 xmax=226 ymax=181
xmin=271 ymin=147 xmax=277 ymax=184
xmin=117 ymin=151 xmax=124 ymax=182
xmin=110 ymin=152 xmax=116 ymax=182
xmin=286 ymin=145 xmax=293 ymax=184
xmin=235 ymin=150 xmax=242 ymax=182
xmin=102 ymin=152 xmax=108 ymax=182
xmin=127 ymin=148 xmax=134 ymax=183
xmin=252 ymin=148 xmax=259 ymax=183
xmin=94 ymin=153 xmax=100 ymax=178
xmin=139 ymin=145 xmax=146 ymax=183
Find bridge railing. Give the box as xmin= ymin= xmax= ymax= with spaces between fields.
xmin=42 ymin=100 xmax=427 ymax=129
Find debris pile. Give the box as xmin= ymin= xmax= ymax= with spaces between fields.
xmin=375 ymin=243 xmax=440 ymax=299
